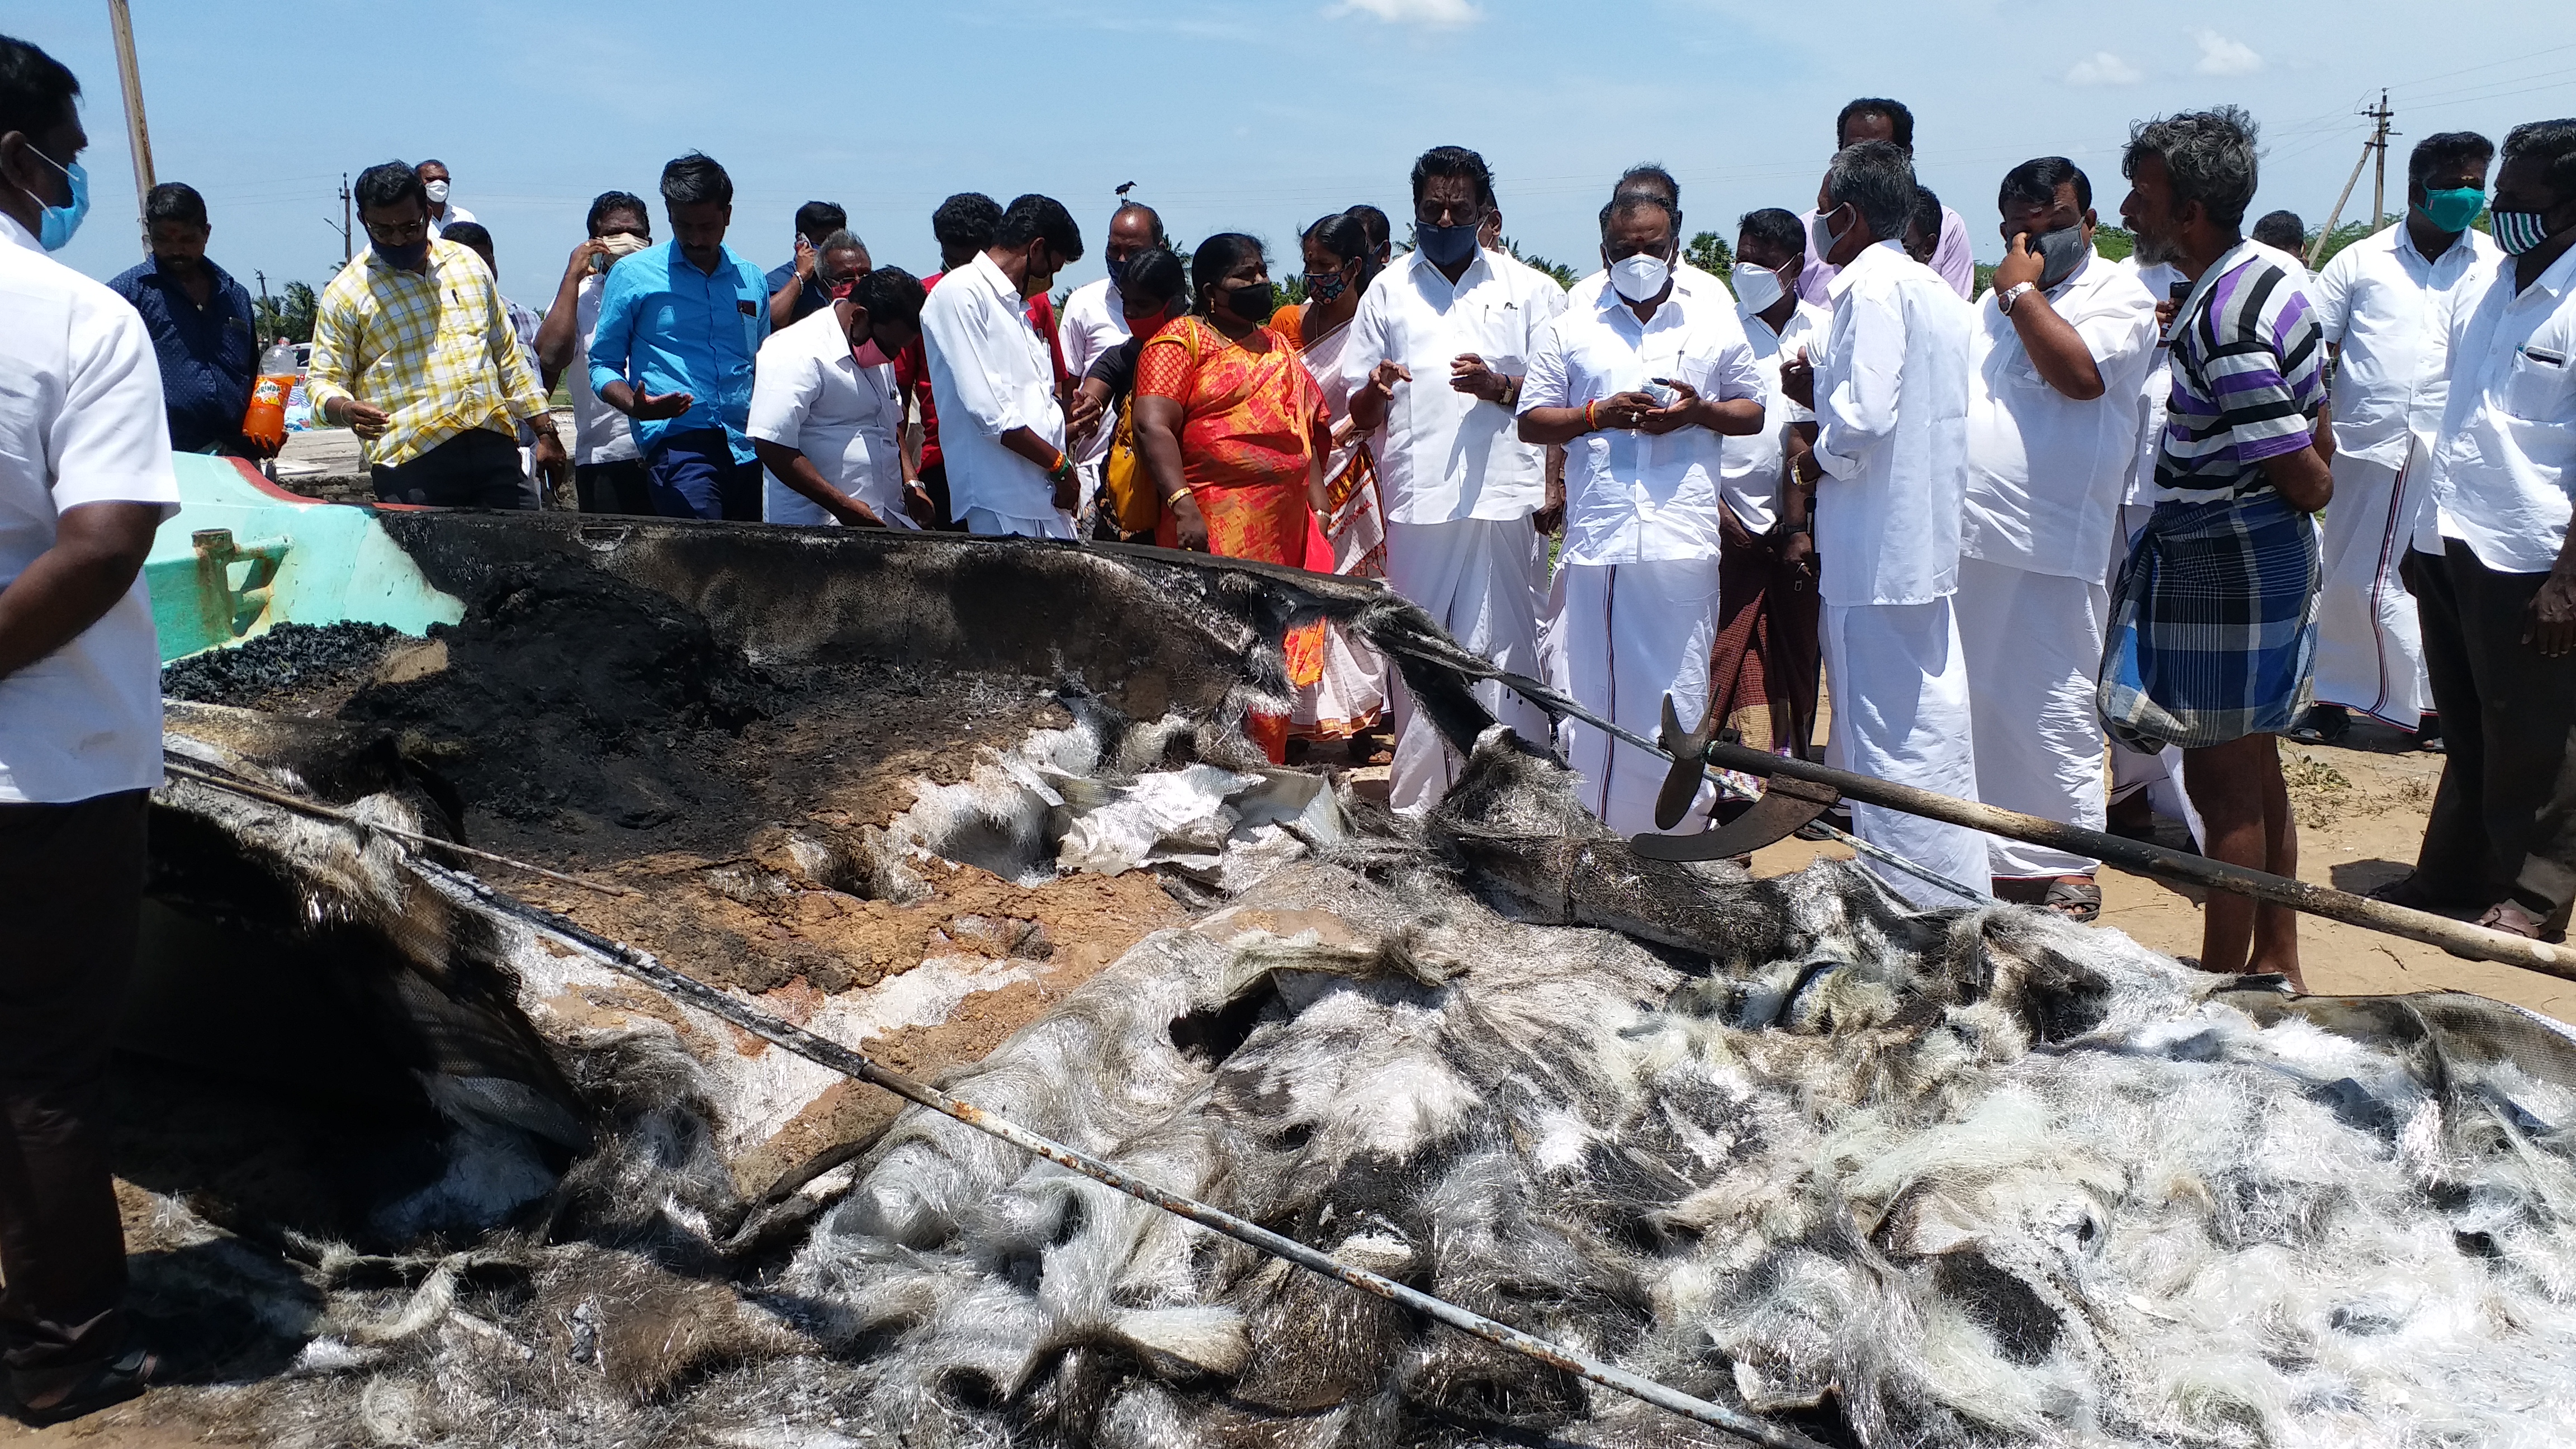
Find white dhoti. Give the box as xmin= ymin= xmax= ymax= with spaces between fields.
xmin=1383 ymin=517 xmax=1548 ymax=813
xmin=1820 ymin=596 xmax=1992 ymax=908
xmin=963 ymin=508 xmax=1078 ymax=540
xmin=1547 ymin=558 xmax=1721 ymax=837
xmin=2311 ymin=441 xmax=2430 ymax=724
xmin=1954 ymin=555 xmax=2108 ymax=879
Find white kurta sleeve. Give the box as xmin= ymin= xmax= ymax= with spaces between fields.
xmin=2310 ymin=247 xmax=2357 ymax=346
xmin=927 ymin=295 xmax=1025 ymax=440
xmin=745 ymin=336 xmax=818 ymax=448
xmin=1706 ymin=333 xmax=1768 ymax=404
xmin=1341 ymin=283 xmax=1393 ymax=398
xmin=53 ymin=296 xmax=179 ymax=512
xmin=1518 ymin=318 xmax=1571 ymax=414
xmin=1813 ymin=286 xmax=1903 ymax=480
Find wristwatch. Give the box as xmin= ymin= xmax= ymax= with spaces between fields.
xmin=1997 ymin=282 xmax=2038 ymax=315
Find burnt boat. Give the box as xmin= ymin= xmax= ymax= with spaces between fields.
xmin=113 ymin=458 xmax=2576 ymax=1449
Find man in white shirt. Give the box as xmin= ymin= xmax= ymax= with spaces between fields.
xmin=1058 ymin=202 xmax=1164 ymax=522
xmin=1954 ymin=158 xmax=2161 ymax=918
xmin=1518 ymin=190 xmax=1767 ymax=835
xmin=0 ymin=37 xmax=179 ymax=1420
xmin=2303 ymin=131 xmax=2501 ymax=744
xmin=538 ymin=190 xmax=655 ymax=514
xmin=1565 ymin=166 xmax=1723 ymax=311
xmin=1710 ymin=207 xmax=1829 ymax=757
xmin=1798 ymin=100 xmax=1976 ymax=303
xmin=749 ymin=264 xmax=928 ymax=528
xmin=1780 ymin=139 xmax=1989 ymax=906
xmin=920 ymin=193 xmax=1085 ymax=538
xmin=1345 ymin=145 xmax=1569 ymax=811
xmin=417 ymin=158 xmax=474 ymax=239
xmin=2389 ymin=118 xmax=2576 ymax=941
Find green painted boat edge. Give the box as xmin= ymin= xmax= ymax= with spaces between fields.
xmin=148 ymin=454 xmax=466 ymax=664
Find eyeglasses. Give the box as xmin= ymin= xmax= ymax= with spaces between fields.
xmin=363 ymin=216 xmax=427 ymax=245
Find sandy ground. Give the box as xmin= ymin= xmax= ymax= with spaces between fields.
xmin=1746 ymin=718 xmax=2575 ymax=1025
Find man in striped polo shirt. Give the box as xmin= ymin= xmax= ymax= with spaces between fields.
xmin=2100 ymin=107 xmax=2334 ymax=983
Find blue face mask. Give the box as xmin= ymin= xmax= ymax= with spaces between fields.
xmin=2416 ymin=186 xmax=2485 ymax=234
xmin=1105 ymin=253 xmax=1130 ymax=288
xmin=1413 ymin=220 xmax=1480 ymax=270
xmin=20 ymin=145 xmax=88 ymax=252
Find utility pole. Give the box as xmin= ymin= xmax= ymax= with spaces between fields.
xmin=2367 ymin=90 xmax=2397 ymax=226
xmin=332 ymin=173 xmax=352 ymax=264
xmin=2309 ymin=94 xmax=2397 ymax=268
xmin=105 ymin=0 xmax=154 ymax=253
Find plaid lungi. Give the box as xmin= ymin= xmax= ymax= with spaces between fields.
xmin=2097 ymin=488 xmax=2321 ymax=751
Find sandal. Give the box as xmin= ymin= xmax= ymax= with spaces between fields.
xmin=2042 ymin=877 xmax=2103 ymax=924
xmin=2476 ymin=901 xmax=2547 ymax=940
xmin=11 ymin=1347 xmax=156 ymax=1427
xmin=2288 ymin=705 xmax=2350 ymax=746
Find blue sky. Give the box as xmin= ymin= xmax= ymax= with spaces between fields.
xmin=17 ymin=1 xmax=2576 ymax=308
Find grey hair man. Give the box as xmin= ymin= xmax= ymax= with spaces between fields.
xmin=2392 ymin=117 xmax=2576 ymax=943
xmin=2104 ymin=106 xmax=2333 ymax=982
xmin=1777 ymin=138 xmax=1989 ymax=906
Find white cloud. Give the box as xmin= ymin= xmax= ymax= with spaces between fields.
xmin=2193 ymin=30 xmax=2264 ymax=76
xmin=1328 ymin=0 xmax=1481 ymax=25
xmin=2064 ymin=51 xmax=2143 ymax=87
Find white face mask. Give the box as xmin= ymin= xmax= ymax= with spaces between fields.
xmin=1732 ymin=259 xmax=1787 ymax=314
xmin=424 ymin=179 xmax=451 ymax=205
xmin=1610 ymin=252 xmax=1670 ymax=304
xmin=1808 ymin=204 xmax=1854 ymax=265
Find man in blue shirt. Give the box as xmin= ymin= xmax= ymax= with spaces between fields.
xmin=589 ymin=152 xmax=772 ymax=520
xmin=106 ymin=182 xmax=263 ymax=457
xmin=764 ymin=198 xmax=845 ymax=331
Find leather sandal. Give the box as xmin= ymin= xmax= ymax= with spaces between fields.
xmin=2043 ymin=877 xmax=2103 ymax=924
xmin=11 ymin=1347 xmax=157 ymax=1427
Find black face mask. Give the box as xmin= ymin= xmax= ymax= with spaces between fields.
xmin=2030 ymin=224 xmax=2089 ymax=290
xmin=375 ymin=238 xmax=430 ymax=270
xmin=1225 ymin=280 xmax=1275 ymax=321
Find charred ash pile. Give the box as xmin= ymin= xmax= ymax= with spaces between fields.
xmin=120 ymin=518 xmax=2576 ymax=1449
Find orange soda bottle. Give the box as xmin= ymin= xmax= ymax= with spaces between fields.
xmin=242 ymin=342 xmax=301 ymax=451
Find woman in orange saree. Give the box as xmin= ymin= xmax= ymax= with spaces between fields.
xmin=1133 ymin=233 xmax=1331 ymax=761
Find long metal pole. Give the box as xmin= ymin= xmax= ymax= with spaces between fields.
xmin=105 ymin=0 xmax=153 ymax=253
xmin=1692 ymin=738 xmax=2575 ymax=982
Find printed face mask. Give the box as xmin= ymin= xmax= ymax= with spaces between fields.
xmin=2417 ymin=186 xmax=2484 ymax=234
xmin=1304 ymin=269 xmax=1349 ymax=303
xmin=1732 ymin=258 xmax=1786 ymax=314
xmin=2491 ymin=206 xmax=2556 ymax=255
